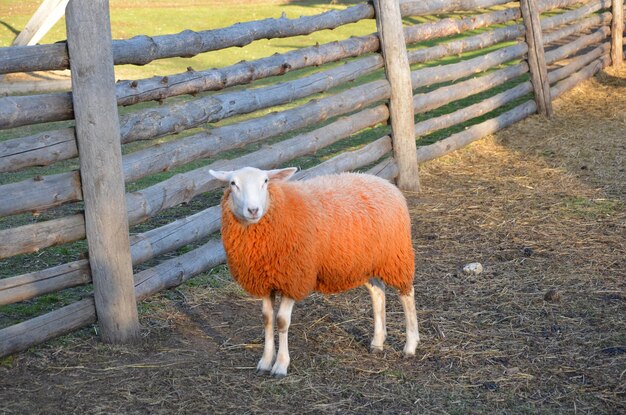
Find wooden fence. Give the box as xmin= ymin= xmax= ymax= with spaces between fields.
xmin=0 ymin=0 xmax=623 ymax=357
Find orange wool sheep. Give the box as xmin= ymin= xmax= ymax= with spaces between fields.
xmin=210 ymin=166 xmax=419 ymax=377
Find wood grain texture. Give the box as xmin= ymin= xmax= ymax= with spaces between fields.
xmin=374 ymin=0 xmax=420 ymax=191
xmin=520 ymin=0 xmax=554 ymax=116
xmin=611 ymin=0 xmax=624 ymax=65
xmin=66 ymin=0 xmax=139 ymax=344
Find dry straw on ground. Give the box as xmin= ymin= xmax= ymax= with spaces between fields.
xmin=1 ymin=68 xmax=624 ymax=414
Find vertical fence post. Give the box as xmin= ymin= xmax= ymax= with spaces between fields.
xmin=373 ymin=0 xmax=421 ymax=192
xmin=65 ymin=0 xmax=140 ymax=343
xmin=520 ymin=0 xmax=553 ymax=117
xmin=611 ymin=0 xmax=624 ymax=66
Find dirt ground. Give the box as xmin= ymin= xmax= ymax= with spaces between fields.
xmin=1 ymin=67 xmax=624 ymax=414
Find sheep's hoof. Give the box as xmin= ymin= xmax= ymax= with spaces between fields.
xmin=270 ymin=361 xmax=289 ymax=378
xmin=370 ymin=345 xmax=384 ymax=354
xmin=256 ymin=359 xmax=274 ymax=375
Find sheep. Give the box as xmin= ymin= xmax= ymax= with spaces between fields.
xmin=209 ymin=166 xmax=419 ymax=377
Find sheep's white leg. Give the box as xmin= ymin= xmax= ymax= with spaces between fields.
xmin=399 ymin=286 xmax=420 ymax=356
xmin=271 ymin=296 xmax=295 ymax=377
xmin=256 ymin=293 xmax=276 ymax=373
xmin=365 ymin=279 xmax=387 ymax=352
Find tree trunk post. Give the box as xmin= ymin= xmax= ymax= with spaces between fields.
xmin=373 ymin=0 xmax=421 ymax=192
xmin=611 ymin=0 xmax=624 ymax=66
xmin=520 ymin=0 xmax=554 ymax=117
xmin=65 ymin=0 xmax=140 ymax=343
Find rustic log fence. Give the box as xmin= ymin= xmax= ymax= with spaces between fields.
xmin=0 ymin=0 xmax=621 ymax=357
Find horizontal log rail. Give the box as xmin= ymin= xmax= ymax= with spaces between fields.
xmin=413 ymin=63 xmax=529 ymax=115
xmin=415 ymin=100 xmax=538 ymax=163
xmin=411 ymin=43 xmax=528 ymax=89
xmin=543 ymin=12 xmax=612 ymax=45
xmin=0 ymin=3 xmax=375 ymax=75
xmin=0 ymin=52 xmax=384 ymax=131
xmin=545 ymin=26 xmax=611 ymax=63
xmin=0 ymin=103 xmax=389 ymax=258
xmin=400 ymin=0 xmax=514 ymax=16
xmin=0 ymin=76 xmax=390 ymax=218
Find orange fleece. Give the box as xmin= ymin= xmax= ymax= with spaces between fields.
xmin=220 ymin=173 xmax=415 ymax=301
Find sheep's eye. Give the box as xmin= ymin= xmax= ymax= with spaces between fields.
xmin=264 ymin=178 xmax=269 ymax=184
xmin=230 ymin=181 xmax=236 ymax=186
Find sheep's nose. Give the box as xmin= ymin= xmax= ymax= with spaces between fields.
xmin=248 ymin=207 xmax=259 ymax=216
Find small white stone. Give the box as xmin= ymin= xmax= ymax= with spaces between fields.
xmin=463 ymin=262 xmax=483 ymax=275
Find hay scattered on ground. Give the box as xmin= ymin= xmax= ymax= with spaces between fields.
xmin=1 ymin=68 xmax=624 ymax=414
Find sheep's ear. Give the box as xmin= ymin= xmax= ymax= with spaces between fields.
xmin=267 ymin=167 xmax=298 ymax=182
xmin=209 ymin=169 xmax=232 ymax=183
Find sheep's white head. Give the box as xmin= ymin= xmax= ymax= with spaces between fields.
xmin=210 ymin=166 xmax=297 ymax=224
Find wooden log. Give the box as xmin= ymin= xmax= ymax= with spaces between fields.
xmin=0 ymin=205 xmax=221 ymax=305
xmin=548 ymin=43 xmax=609 ymax=83
xmin=0 ymin=214 xmax=85 ymax=259
xmin=1 ymin=55 xmax=385 ymax=177
xmin=521 ymin=0 xmax=554 ymax=116
xmin=66 ymin=0 xmax=139 ymax=344
xmin=129 ymin=206 xmax=221 ymax=265
xmin=398 ymin=0 xmax=605 ymax=66
xmin=413 ymin=63 xmax=529 ymax=114
xmin=374 ymin=0 xmax=419 ymax=191
xmin=416 ymin=82 xmax=534 ymax=137
xmin=117 ymin=56 xmax=385 ymax=144
xmin=539 ymin=0 xmax=597 ymax=12
xmin=115 ymin=34 xmax=380 ymax=107
xmin=0 ymin=50 xmax=382 ymax=132
xmin=0 ymin=128 xmax=76 ymax=173
xmin=0 ymin=93 xmax=73 ymax=130
xmin=11 ymin=0 xmax=70 ymax=46
xmin=411 ymin=44 xmax=610 ymax=143
xmin=294 ymin=135 xmax=393 ymax=181
xmin=415 ymin=101 xmax=538 ymax=163
xmin=135 ymin=239 xmax=226 ymax=301
xmin=0 ymin=171 xmax=81 ymax=217
xmin=411 ymin=43 xmax=528 ymax=89
xmin=0 ymin=260 xmax=90 ymax=306
xmin=365 ymin=158 xmax=399 ymax=181
xmin=550 ymin=56 xmax=610 ymax=98
xmin=612 ymin=0 xmax=624 ymax=65
xmin=0 ymin=297 xmax=97 ymax=359
xmin=0 ymin=3 xmax=374 ymax=75
xmin=399 ymin=0 xmax=512 ymax=16
xmin=0 ymin=43 xmax=68 ymax=75
xmin=404 ymin=7 xmax=521 ymax=46
xmin=402 ymin=0 xmax=599 ymax=17
xmin=0 ymin=68 xmax=389 ymax=218
xmin=543 ymin=12 xmax=612 ymax=45
xmin=544 ymin=26 xmax=610 ymax=63
xmin=408 ymin=24 xmax=524 ymax=66
xmin=542 ymin=0 xmax=611 ymax=34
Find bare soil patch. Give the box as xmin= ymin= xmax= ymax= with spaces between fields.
xmin=1 ymin=68 xmax=624 ymax=414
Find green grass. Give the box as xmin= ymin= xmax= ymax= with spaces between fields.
xmin=0 ymin=1 xmax=534 ymax=326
